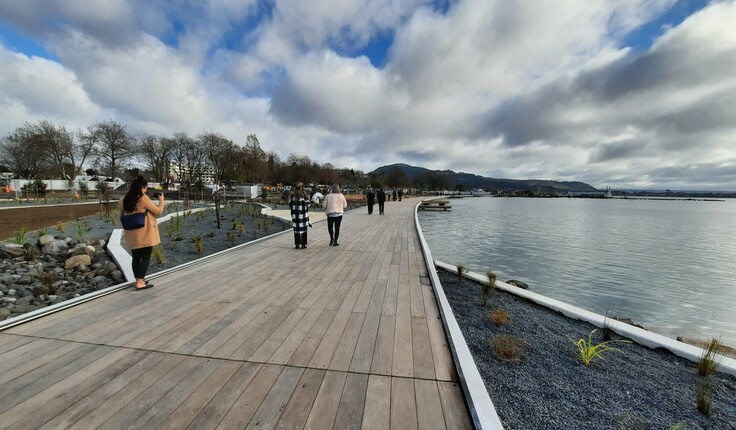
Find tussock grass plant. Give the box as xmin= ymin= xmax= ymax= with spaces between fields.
xmin=37 ymin=227 xmax=48 ymax=236
xmin=192 ymin=236 xmax=203 ymax=255
xmin=173 ymin=214 xmax=182 ymax=231
xmin=207 ymin=230 xmax=215 ymax=237
xmin=226 ymin=232 xmax=235 ymax=243
xmin=615 ymin=415 xmax=645 ymax=430
xmin=238 ymin=223 xmax=245 ymax=234
xmin=602 ymin=312 xmax=615 ymax=342
xmin=490 ymin=335 xmax=525 ymax=363
xmin=696 ymin=378 xmax=713 ymax=415
xmin=573 ymin=329 xmax=631 ymax=366
xmin=482 ymin=270 xmax=497 ymax=305
xmin=152 ymin=245 xmax=165 ymax=265
xmin=56 ymin=222 xmax=65 ymax=233
xmin=489 ymin=309 xmax=510 ymax=326
xmin=196 ymin=210 xmax=205 ymax=220
xmin=456 ymin=264 xmax=467 ymax=280
xmin=698 ymin=338 xmax=725 ymax=377
xmin=12 ymin=225 xmax=27 ymax=244
xmin=166 ymin=222 xmax=177 ymax=238
xmin=76 ymin=222 xmax=86 ymax=239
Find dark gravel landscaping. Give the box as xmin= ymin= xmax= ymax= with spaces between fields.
xmin=148 ymin=202 xmax=289 ymax=272
xmin=438 ymin=269 xmax=736 ymax=430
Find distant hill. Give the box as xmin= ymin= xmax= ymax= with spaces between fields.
xmin=370 ymin=163 xmax=597 ymax=192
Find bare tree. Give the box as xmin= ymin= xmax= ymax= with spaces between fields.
xmin=87 ymin=120 xmax=133 ymax=179
xmin=243 ymin=134 xmax=268 ymax=182
xmin=0 ymin=124 xmax=48 ymax=179
xmin=138 ymin=134 xmax=174 ymax=182
xmin=28 ymin=120 xmax=95 ymax=182
xmin=200 ymin=131 xmax=236 ymax=184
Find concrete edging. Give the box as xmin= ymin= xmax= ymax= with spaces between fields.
xmin=434 ymin=261 xmax=736 ymax=377
xmin=414 ymin=200 xmax=505 ymax=430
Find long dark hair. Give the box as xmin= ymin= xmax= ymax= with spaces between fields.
xmin=291 ymin=182 xmax=307 ymax=201
xmin=123 ymin=175 xmax=147 ymax=212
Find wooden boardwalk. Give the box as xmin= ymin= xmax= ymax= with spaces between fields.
xmin=0 ymin=198 xmax=472 ymax=429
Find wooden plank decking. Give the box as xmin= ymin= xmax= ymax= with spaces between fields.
xmin=0 ymin=198 xmax=472 ymax=429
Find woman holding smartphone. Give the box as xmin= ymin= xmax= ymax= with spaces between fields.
xmin=119 ymin=175 xmax=165 ymax=289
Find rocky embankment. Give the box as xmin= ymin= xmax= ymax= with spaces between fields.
xmin=0 ymin=235 xmax=122 ymax=321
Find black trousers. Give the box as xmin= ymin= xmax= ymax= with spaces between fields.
xmin=131 ymin=246 xmax=153 ymax=279
xmin=378 ymin=201 xmax=385 ymax=214
xmin=328 ymin=216 xmax=342 ymax=242
xmin=368 ymin=203 xmax=374 ymax=214
xmin=293 ymin=230 xmax=308 ymax=246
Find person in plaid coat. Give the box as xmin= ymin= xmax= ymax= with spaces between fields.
xmin=288 ymin=183 xmax=311 ymax=249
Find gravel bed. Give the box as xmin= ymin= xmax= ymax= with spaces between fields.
xmin=149 ymin=203 xmax=289 ymax=272
xmin=438 ymin=269 xmax=736 ymax=430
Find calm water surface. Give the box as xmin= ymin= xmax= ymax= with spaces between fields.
xmin=418 ymin=197 xmax=736 ymax=345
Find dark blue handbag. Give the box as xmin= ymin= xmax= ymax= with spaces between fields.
xmin=120 ymin=210 xmax=148 ymax=230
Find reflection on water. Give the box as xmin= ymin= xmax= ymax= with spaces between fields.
xmin=418 ymin=197 xmax=736 ymax=345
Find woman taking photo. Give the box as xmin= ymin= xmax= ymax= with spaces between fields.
xmin=120 ymin=175 xmax=165 ymax=290
xmin=324 ymin=183 xmax=347 ymax=246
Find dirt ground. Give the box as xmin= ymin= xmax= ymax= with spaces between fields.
xmin=0 ymin=203 xmax=107 ymax=240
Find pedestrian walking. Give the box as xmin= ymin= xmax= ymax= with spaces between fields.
xmin=398 ymin=189 xmax=403 ymax=201
xmin=377 ymin=188 xmax=386 ymax=215
xmin=288 ymin=183 xmax=311 ymax=249
xmin=366 ymin=186 xmax=375 ymax=214
xmin=324 ymin=183 xmax=347 ymax=246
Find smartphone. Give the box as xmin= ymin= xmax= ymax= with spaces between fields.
xmin=153 ymin=192 xmax=161 ymax=198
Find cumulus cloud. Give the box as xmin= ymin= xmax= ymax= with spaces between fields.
xmin=0 ymin=0 xmax=734 ymax=190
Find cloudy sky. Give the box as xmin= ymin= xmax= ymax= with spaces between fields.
xmin=1 ymin=0 xmax=734 ymax=190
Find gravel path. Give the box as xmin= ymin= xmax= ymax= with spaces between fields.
xmin=438 ymin=269 xmax=736 ymax=430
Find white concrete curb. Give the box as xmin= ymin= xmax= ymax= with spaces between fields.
xmin=435 ymin=261 xmax=736 ymax=378
xmin=107 ymin=206 xmax=213 ymax=282
xmin=414 ymin=199 xmax=505 ymax=430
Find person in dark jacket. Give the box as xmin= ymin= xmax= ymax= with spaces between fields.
xmin=288 ymin=183 xmax=311 ymax=249
xmin=377 ymin=188 xmax=386 ymax=215
xmin=398 ymin=189 xmax=403 ymax=201
xmin=366 ymin=186 xmax=375 ymax=214
xmin=392 ymin=189 xmax=397 ymax=201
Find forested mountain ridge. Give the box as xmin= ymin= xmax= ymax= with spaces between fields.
xmin=370 ymin=163 xmax=597 ymax=192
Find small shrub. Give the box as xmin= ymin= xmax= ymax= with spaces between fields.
xmin=192 ymin=236 xmax=203 ymax=255
xmin=698 ymin=338 xmax=725 ymax=377
xmin=696 ymin=378 xmax=713 ymax=415
xmin=489 ymin=309 xmax=510 ymax=326
xmin=482 ymin=270 xmax=497 ymax=305
xmin=12 ymin=225 xmax=27 ymax=244
xmin=174 ymin=215 xmax=182 ymax=231
xmin=33 ymin=272 xmax=57 ymax=296
xmin=238 ymin=223 xmax=245 ymax=234
xmin=152 ymin=245 xmax=165 ymax=265
xmin=456 ymin=264 xmax=467 ymax=279
xmin=196 ymin=210 xmax=205 ymax=220
xmin=574 ymin=329 xmax=631 ymax=366
xmin=226 ymin=232 xmax=235 ymax=243
xmin=23 ymin=247 xmax=39 ymax=262
xmin=78 ymin=181 xmax=89 ymax=199
xmin=491 ymin=335 xmax=525 ymax=363
xmin=207 ymin=230 xmax=215 ymax=238
xmin=37 ymin=227 xmax=48 ymax=236
xmin=56 ymin=222 xmax=65 ymax=233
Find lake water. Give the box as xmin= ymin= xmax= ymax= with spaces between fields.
xmin=418 ymin=197 xmax=736 ymax=345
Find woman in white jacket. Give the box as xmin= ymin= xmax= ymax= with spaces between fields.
xmin=323 ymin=183 xmax=347 ymax=246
